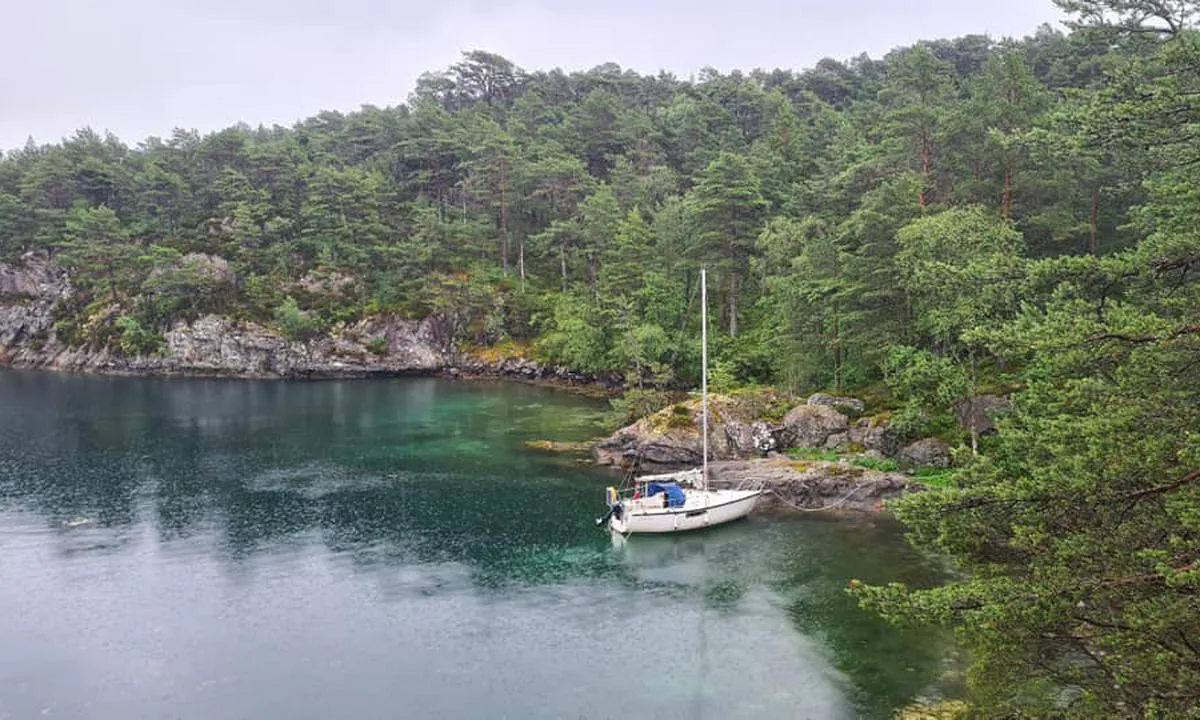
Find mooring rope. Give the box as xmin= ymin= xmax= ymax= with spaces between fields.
xmin=768 ymin=481 xmax=873 ymax=512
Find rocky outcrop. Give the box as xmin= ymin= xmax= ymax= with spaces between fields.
xmin=706 ymin=458 xmax=923 ymax=513
xmin=899 ymin=437 xmax=952 ymax=468
xmin=594 ymin=394 xmax=919 ymax=470
xmin=847 ymin=416 xmax=902 ymax=457
xmin=594 ymin=395 xmax=778 ymax=471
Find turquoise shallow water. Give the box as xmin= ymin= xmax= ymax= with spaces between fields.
xmin=0 ymin=371 xmax=951 ymax=719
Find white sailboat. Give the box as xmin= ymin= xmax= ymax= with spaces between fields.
xmin=602 ymin=268 xmax=763 ymax=535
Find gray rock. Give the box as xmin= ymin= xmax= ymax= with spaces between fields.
xmin=824 ymin=432 xmax=850 ymax=450
xmin=806 ymin=393 xmax=866 ymax=414
xmin=780 ymin=404 xmax=849 ymax=449
xmin=956 ymin=394 xmax=1010 ymax=436
xmin=848 ymin=418 xmax=902 ymax=457
xmin=0 ymin=252 xmax=69 ymax=300
xmin=900 ymin=438 xmax=952 ymax=468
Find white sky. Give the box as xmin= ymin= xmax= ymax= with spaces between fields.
xmin=1 ymin=0 xmax=1066 ymax=151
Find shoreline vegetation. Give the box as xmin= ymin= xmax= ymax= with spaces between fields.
xmin=3 ymin=0 xmax=1199 ymax=715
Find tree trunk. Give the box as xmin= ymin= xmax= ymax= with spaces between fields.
xmin=729 ymin=270 xmax=739 ymax=339
xmin=920 ymin=129 xmax=932 ymax=207
xmin=499 ymin=162 xmax=509 ymax=275
xmin=560 ymin=243 xmax=568 ymax=292
xmin=1089 ymin=186 xmax=1100 ymax=256
xmin=1001 ymin=167 xmax=1013 ymax=220
xmin=518 ymin=237 xmax=526 ymax=292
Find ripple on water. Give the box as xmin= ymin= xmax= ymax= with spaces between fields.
xmin=0 ymin=372 xmax=952 ymax=720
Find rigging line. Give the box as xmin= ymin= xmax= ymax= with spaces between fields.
xmin=769 ymin=481 xmax=873 ymax=512
xmin=664 ymin=269 xmax=701 ymax=378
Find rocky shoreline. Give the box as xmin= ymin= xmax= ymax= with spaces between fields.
xmin=0 ymin=252 xmax=620 ymax=390
xmin=585 ymin=390 xmax=982 ymax=513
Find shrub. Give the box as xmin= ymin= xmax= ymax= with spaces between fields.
xmin=274 ymin=296 xmax=319 ymax=341
xmin=608 ymin=388 xmax=683 ymax=427
xmin=114 ymin=315 xmax=164 ymax=356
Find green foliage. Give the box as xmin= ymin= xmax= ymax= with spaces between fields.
xmin=882 ymin=346 xmax=968 ymax=439
xmin=911 ymin=467 xmax=958 ymax=489
xmin=113 ymin=315 xmax=164 ymax=356
xmin=365 ymin=337 xmax=388 ymax=356
xmin=851 ymin=456 xmax=899 ymax=472
xmin=853 ymin=9 xmax=1200 ymax=714
xmin=664 ymin=403 xmax=695 ymax=429
xmin=273 ymin=296 xmax=319 ymax=342
xmin=534 ymin=293 xmax=608 ymax=372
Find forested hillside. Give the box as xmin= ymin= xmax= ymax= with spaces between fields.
xmin=0 ymin=5 xmax=1158 ymax=392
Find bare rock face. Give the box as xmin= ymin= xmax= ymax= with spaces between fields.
xmin=0 ymin=253 xmax=71 ymax=367
xmin=899 ymin=437 xmax=952 ymax=469
xmin=706 ymin=458 xmax=923 ymax=513
xmin=148 ymin=314 xmax=446 ymax=377
xmin=0 ymin=252 xmax=69 ymax=300
xmin=780 ymin=404 xmax=850 ymax=449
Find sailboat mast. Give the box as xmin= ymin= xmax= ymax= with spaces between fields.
xmin=701 ymin=268 xmax=708 ymax=491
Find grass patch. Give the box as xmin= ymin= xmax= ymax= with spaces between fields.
xmin=851 ymin=456 xmax=899 ymax=472
xmin=912 ymin=467 xmax=958 ymax=488
xmin=787 ymin=447 xmax=841 ymax=462
xmin=665 ymin=403 xmax=694 ymax=429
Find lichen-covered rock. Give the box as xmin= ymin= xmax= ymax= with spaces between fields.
xmin=594 ymin=395 xmax=782 ymax=471
xmin=806 ymin=393 xmax=866 ymax=414
xmin=780 ymin=404 xmax=850 ymax=449
xmin=848 ymin=417 xmax=902 ymax=457
xmin=900 ymin=437 xmax=953 ymax=468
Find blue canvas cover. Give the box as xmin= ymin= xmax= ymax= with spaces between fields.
xmin=646 ymin=482 xmax=686 ymax=508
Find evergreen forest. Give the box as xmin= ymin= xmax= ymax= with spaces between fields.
xmin=2 ymin=0 xmax=1199 ymax=715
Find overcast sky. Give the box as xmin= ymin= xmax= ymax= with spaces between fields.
xmin=2 ymin=0 xmax=1065 ymax=152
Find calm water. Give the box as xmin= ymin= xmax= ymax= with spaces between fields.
xmin=0 ymin=371 xmax=952 ymax=719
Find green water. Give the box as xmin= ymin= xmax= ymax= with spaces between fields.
xmin=0 ymin=371 xmax=952 ymax=719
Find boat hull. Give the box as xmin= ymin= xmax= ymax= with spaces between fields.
xmin=609 ymin=489 xmax=762 ymax=535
